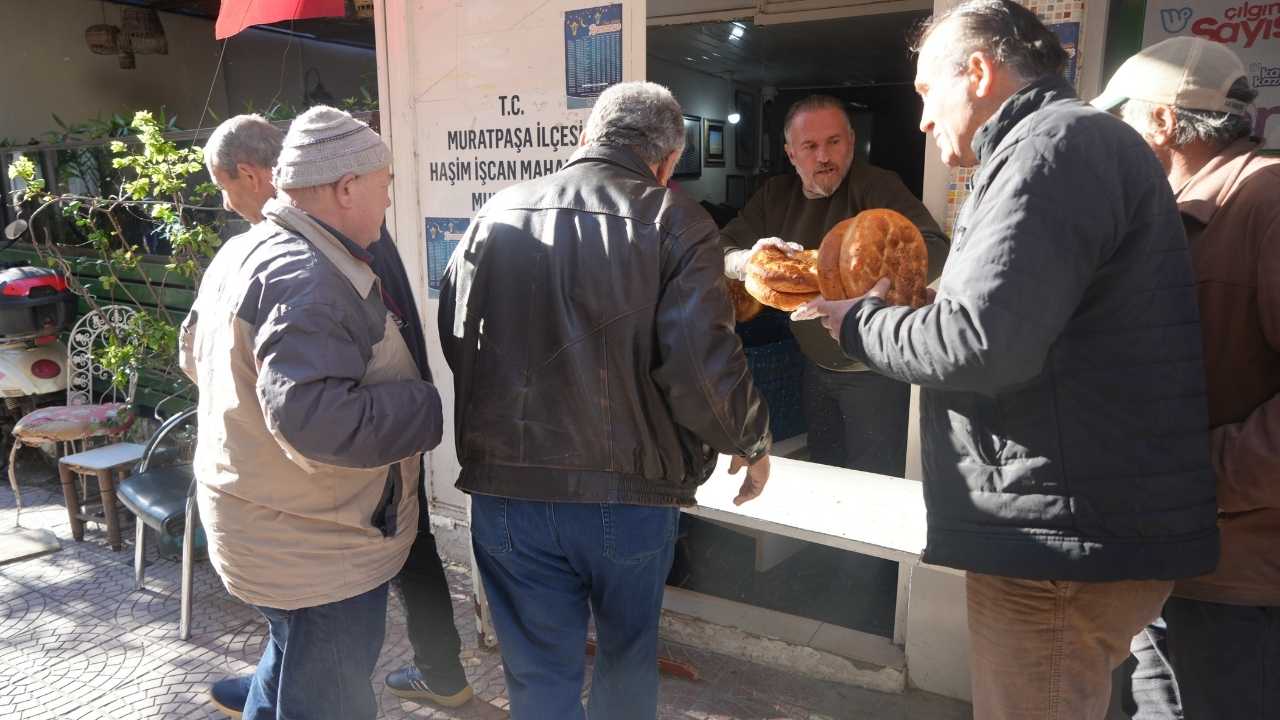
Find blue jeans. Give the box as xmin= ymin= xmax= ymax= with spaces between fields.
xmin=243 ymin=583 xmax=390 ymax=720
xmin=1124 ymin=597 xmax=1280 ymax=719
xmin=471 ymin=495 xmax=678 ymax=720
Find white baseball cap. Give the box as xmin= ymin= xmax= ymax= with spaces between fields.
xmin=1092 ymin=36 xmax=1249 ymax=115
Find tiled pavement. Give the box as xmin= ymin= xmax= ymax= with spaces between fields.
xmin=0 ymin=476 xmax=972 ymax=719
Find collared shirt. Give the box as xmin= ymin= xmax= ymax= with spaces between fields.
xmin=312 ymin=218 xmax=410 ymax=333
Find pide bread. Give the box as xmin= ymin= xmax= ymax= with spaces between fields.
xmin=817 ymin=209 xmax=928 ymax=308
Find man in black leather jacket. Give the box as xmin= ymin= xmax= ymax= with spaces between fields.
xmin=439 ymin=81 xmax=771 ymax=720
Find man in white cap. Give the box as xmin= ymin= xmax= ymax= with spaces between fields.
xmin=180 ymin=106 xmax=445 ymax=720
xmin=1095 ymin=37 xmax=1280 ymax=719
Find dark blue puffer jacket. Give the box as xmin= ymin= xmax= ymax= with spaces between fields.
xmin=840 ymin=77 xmax=1219 ymax=581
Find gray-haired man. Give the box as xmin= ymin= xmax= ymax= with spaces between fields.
xmin=803 ymin=1 xmax=1217 ymax=716
xmin=1097 ymin=37 xmax=1280 ymax=719
xmin=198 ymin=114 xmax=473 ymax=718
xmin=203 ymin=114 xmax=281 ymax=225
xmin=182 ymin=106 xmax=443 ymax=720
xmin=439 ymin=81 xmax=772 ymax=719
xmin=721 ymin=95 xmax=946 ymax=478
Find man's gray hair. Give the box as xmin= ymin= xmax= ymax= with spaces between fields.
xmin=204 ymin=114 xmax=283 ymax=178
xmin=582 ymin=82 xmax=685 ymax=166
xmin=783 ymin=95 xmax=853 ymax=143
xmin=1122 ymin=77 xmax=1259 ymax=148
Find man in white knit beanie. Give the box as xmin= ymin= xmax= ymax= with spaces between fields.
xmin=180 ymin=106 xmax=446 ymax=720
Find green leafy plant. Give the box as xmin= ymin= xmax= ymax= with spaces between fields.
xmin=8 ymin=110 xmax=219 ymax=397
xmin=207 ymin=85 xmax=378 ymax=124
xmin=43 ymin=110 xmax=180 ymax=202
xmin=340 ymin=86 xmax=379 ymax=113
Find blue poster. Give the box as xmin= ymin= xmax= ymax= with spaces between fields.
xmin=565 ymin=4 xmax=623 ymax=109
xmin=1049 ymin=22 xmax=1081 ymax=89
xmin=425 ymin=217 xmax=470 ymax=299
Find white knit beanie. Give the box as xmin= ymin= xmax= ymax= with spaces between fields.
xmin=273 ymin=106 xmax=391 ymax=190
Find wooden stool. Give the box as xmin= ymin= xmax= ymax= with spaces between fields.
xmin=59 ymin=443 xmax=145 ymax=551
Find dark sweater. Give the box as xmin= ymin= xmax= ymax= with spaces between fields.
xmin=369 ymin=228 xmax=431 ymax=384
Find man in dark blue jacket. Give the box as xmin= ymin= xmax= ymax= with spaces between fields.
xmin=802 ymin=1 xmax=1218 ymax=717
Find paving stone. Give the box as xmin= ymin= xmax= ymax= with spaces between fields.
xmin=0 ymin=483 xmax=972 ymax=719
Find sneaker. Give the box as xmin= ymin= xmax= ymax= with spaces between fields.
xmin=209 ymin=675 xmax=251 ymax=719
xmin=385 ymin=666 xmax=475 ymax=707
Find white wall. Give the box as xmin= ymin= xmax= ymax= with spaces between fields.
xmin=2 ymin=0 xmax=225 ymax=143
xmin=648 ymin=55 xmax=757 ymax=206
xmin=0 ymin=0 xmax=375 ymax=144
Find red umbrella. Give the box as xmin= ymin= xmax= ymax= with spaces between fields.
xmin=215 ymin=0 xmax=345 ymax=39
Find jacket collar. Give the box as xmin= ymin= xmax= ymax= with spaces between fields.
xmin=1176 ymin=138 xmax=1265 ymax=226
xmin=565 ymin=144 xmax=659 ymax=183
xmin=262 ymin=198 xmax=377 ymax=299
xmin=972 ymin=75 xmax=1078 ymax=165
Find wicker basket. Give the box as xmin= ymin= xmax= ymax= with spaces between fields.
xmin=353 ymin=0 xmax=375 ymax=18
xmin=85 ymin=24 xmax=120 ymax=55
xmin=122 ymin=7 xmax=167 ymax=55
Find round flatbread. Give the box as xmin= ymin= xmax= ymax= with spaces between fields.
xmin=748 ymin=246 xmax=820 ymax=294
xmin=726 ymin=278 xmax=763 ymax=323
xmin=745 ymin=272 xmax=819 ymax=312
xmin=817 ymin=209 xmax=928 ymax=307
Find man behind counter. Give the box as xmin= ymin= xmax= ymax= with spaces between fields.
xmin=721 ymin=95 xmax=948 ymax=476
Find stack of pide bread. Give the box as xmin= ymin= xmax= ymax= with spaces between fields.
xmin=728 ymin=208 xmax=930 ymax=320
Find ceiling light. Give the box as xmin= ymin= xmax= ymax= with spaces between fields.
xmin=728 ymin=113 xmax=742 ymax=125
xmin=730 ymin=23 xmax=745 ymax=39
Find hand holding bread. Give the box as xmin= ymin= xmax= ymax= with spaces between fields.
xmin=739 ymin=209 xmax=929 ymax=314
xmin=816 ymin=209 xmax=928 ymax=308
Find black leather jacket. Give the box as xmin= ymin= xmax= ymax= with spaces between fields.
xmin=439 ymin=145 xmax=771 ymax=506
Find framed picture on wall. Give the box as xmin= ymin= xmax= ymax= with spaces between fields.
xmin=704 ymin=119 xmax=726 ymax=167
xmin=674 ymin=114 xmax=702 ymax=178
xmin=734 ymin=89 xmax=757 ymax=169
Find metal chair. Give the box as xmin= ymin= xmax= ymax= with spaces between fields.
xmin=116 ymin=406 xmax=199 ymax=639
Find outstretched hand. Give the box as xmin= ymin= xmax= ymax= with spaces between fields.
xmin=726 ymin=237 xmax=805 ymax=280
xmin=750 ymin=237 xmax=805 ymax=256
xmin=791 ymin=277 xmax=892 ymax=340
